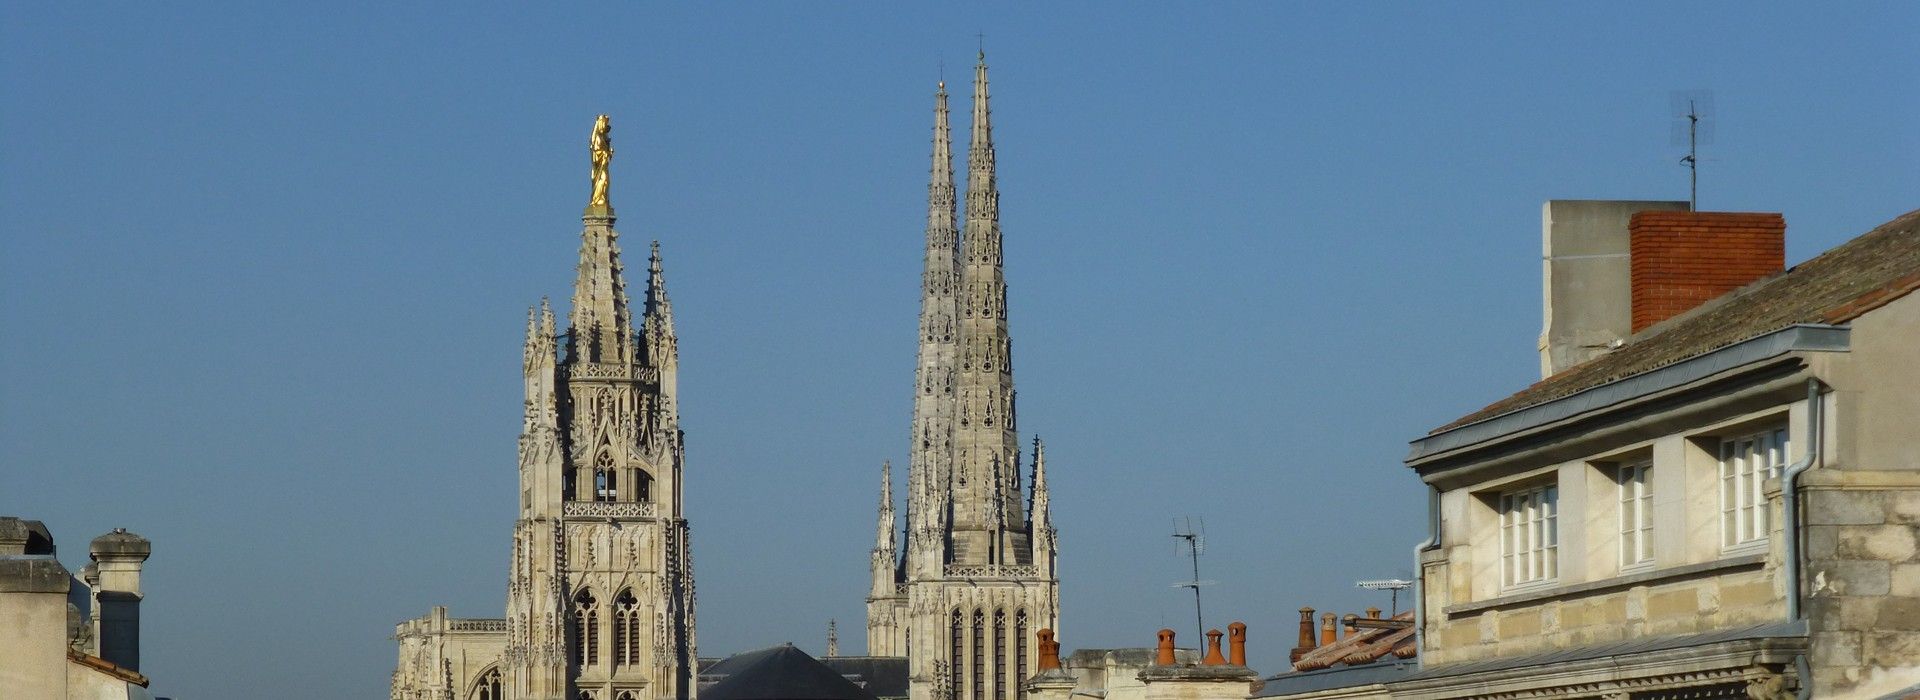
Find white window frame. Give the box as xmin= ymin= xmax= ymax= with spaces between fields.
xmin=1500 ymin=482 xmax=1559 ymax=589
xmin=1617 ymin=460 xmax=1653 ymax=571
xmin=1720 ymin=428 xmax=1787 ymax=551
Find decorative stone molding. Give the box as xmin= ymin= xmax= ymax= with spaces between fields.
xmin=449 ymin=619 xmax=506 ymax=632
xmin=943 ymin=564 xmax=1039 ymax=579
xmin=563 ymin=501 xmax=658 ymax=519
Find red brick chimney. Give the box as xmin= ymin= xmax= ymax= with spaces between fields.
xmin=1628 ymin=211 xmax=1785 ymax=332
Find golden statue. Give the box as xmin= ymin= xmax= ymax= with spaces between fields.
xmin=589 ymin=114 xmax=614 ymax=209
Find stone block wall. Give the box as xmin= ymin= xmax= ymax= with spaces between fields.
xmin=1801 ymin=470 xmax=1920 ymax=698
xmin=1426 ymin=563 xmax=1782 ymax=665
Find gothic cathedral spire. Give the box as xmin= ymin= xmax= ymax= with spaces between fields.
xmin=870 ymin=56 xmax=1059 ymax=700
xmin=907 ymin=78 xmax=962 ymax=578
xmin=950 ymin=51 xmax=1026 ymax=565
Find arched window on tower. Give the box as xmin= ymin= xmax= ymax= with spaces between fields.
xmin=636 ymin=470 xmax=653 ymax=503
xmin=614 ymin=589 xmax=641 ymax=666
xmin=472 ymin=667 xmax=501 ymax=700
xmin=972 ymin=609 xmax=985 ymax=700
xmin=573 ymin=589 xmax=600 ymax=667
xmin=1015 ymin=610 xmax=1029 ymax=700
xmin=594 ymin=453 xmax=618 ymax=502
xmin=950 ymin=610 xmax=964 ymax=699
xmin=992 ymin=609 xmax=1007 ymax=700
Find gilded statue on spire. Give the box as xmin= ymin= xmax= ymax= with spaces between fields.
xmin=589 ymin=114 xmax=614 ymax=211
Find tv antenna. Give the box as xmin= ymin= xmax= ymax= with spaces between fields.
xmin=1355 ymin=579 xmax=1415 ymax=616
xmin=1171 ymin=517 xmax=1214 ymax=646
xmin=1671 ymin=90 xmax=1715 ymax=212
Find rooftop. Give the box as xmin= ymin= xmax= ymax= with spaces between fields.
xmin=1431 ymin=208 xmax=1920 ymax=436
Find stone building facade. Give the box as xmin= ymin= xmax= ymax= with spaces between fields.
xmin=865 ymin=54 xmax=1062 ymax=700
xmin=394 ymin=116 xmax=697 ymax=700
xmin=1387 ymin=207 xmax=1920 ymax=699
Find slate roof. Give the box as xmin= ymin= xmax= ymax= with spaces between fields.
xmin=1433 ymin=208 xmax=1920 ymax=434
xmin=820 ymin=657 xmax=909 ymax=699
xmin=700 ymin=645 xmax=882 ymax=700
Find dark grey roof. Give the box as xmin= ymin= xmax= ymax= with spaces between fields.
xmin=701 ymin=645 xmax=882 ymax=700
xmin=822 ymin=657 xmax=909 ymax=699
xmin=1253 ymin=662 xmax=1416 ymax=697
xmin=1433 ymin=208 xmax=1920 ymax=434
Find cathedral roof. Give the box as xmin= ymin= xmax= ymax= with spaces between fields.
xmin=700 ymin=644 xmax=881 ymax=700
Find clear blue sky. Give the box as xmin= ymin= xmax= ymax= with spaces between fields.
xmin=3 ymin=4 xmax=1914 ymax=698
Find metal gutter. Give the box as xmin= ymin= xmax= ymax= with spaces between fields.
xmin=1781 ymin=378 xmax=1825 ymax=700
xmin=1410 ymin=485 xmax=1440 ymax=670
xmin=1408 ymin=324 xmax=1849 ymax=464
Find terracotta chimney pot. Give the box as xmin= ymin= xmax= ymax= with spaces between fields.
xmin=1155 ymin=629 xmax=1177 ymax=666
xmin=1366 ymin=607 xmax=1381 ymax=620
xmin=1291 ymin=608 xmax=1316 ymax=663
xmin=1320 ymin=613 xmax=1336 ymax=645
xmin=1228 ymin=621 xmax=1247 ymax=666
xmin=1203 ymin=629 xmax=1227 ymax=666
xmin=1037 ymin=629 xmax=1060 ymax=671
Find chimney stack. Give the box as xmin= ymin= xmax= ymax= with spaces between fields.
xmin=1290 ymin=608 xmax=1316 ymax=663
xmin=1320 ymin=613 xmax=1336 ymax=646
xmin=1539 ymin=200 xmax=1690 ymax=376
xmin=89 ymin=528 xmax=150 ymax=672
xmin=1628 ymin=211 xmax=1785 ymax=332
xmin=1227 ymin=622 xmax=1247 ymax=667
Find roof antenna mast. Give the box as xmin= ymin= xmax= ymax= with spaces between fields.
xmin=1171 ymin=517 xmax=1214 ymax=647
xmin=1671 ymin=89 xmax=1715 ymax=212
xmin=1355 ymin=579 xmax=1415 ymax=617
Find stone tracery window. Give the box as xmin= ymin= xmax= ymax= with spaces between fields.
xmin=574 ymin=589 xmax=600 ymax=667
xmin=595 ymin=453 xmax=618 ymax=502
xmin=615 ymin=588 xmax=641 ymax=666
xmin=472 ymin=667 xmax=501 ymax=700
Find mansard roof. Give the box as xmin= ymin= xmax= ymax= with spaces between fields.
xmin=1430 ymin=208 xmax=1920 ymax=436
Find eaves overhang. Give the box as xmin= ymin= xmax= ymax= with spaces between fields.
xmin=1407 ymin=324 xmax=1850 ymax=468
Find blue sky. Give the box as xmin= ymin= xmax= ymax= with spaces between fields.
xmin=2 ymin=4 xmax=1914 ymax=698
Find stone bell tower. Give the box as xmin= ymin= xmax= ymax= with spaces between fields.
xmin=503 ymin=114 xmax=697 ymax=700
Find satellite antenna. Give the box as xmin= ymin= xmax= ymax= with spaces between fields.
xmin=1171 ymin=517 xmax=1215 ymax=646
xmin=1355 ymin=579 xmax=1415 ymax=616
xmin=1671 ymin=90 xmax=1716 ymax=212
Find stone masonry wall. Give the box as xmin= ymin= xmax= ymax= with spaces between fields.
xmin=1801 ymin=470 xmax=1920 ymax=698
